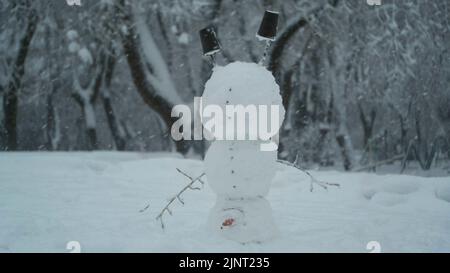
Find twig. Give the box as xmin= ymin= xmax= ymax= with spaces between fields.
xmin=139 ymin=203 xmax=150 ymax=213
xmin=155 ymin=169 xmax=206 ymax=229
xmin=354 ymin=154 xmax=405 ymax=172
xmin=176 ymin=168 xmax=206 ymax=186
xmin=277 ymin=155 xmax=340 ymax=192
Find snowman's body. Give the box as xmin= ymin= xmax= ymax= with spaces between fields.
xmin=202 ymin=62 xmax=285 ymax=243
xmin=204 ymin=140 xmax=277 ymax=198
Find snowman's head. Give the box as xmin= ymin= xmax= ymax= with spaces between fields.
xmin=201 ymin=62 xmax=285 ymax=143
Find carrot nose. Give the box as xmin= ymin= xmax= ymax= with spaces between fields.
xmin=222 ymin=218 xmax=235 ymax=227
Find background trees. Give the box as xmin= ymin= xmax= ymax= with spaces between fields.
xmin=0 ymin=0 xmax=448 ymax=172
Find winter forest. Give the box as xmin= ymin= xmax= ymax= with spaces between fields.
xmin=1 ymin=0 xmax=450 ymax=253
xmin=0 ymin=0 xmax=449 ymax=170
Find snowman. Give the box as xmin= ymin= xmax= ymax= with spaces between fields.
xmin=199 ymin=11 xmax=284 ymax=243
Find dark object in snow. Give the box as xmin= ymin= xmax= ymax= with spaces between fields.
xmin=199 ymin=26 xmax=221 ymax=56
xmin=221 ymin=218 xmax=235 ymax=228
xmin=257 ymin=10 xmax=279 ymax=41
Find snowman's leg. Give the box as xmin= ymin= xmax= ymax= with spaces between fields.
xmin=258 ymin=40 xmax=272 ymax=66
xmin=209 ymin=54 xmax=217 ymax=66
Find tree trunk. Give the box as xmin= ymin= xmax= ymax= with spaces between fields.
xmin=267 ymin=0 xmax=340 ymax=78
xmin=102 ymin=52 xmax=127 ymax=151
xmin=46 ymin=87 xmax=61 ymax=151
xmin=2 ymin=10 xmax=38 ymax=151
xmin=336 ymin=133 xmax=352 ymax=171
xmin=118 ymin=0 xmax=190 ymax=154
xmin=358 ymin=102 xmax=376 ymax=149
xmin=72 ymin=57 xmax=104 ymax=151
xmin=83 ymin=103 xmax=98 ymax=151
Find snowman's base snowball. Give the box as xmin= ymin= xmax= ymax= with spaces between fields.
xmin=204 ymin=141 xmax=277 ymax=198
xmin=208 ymin=197 xmax=278 ymax=243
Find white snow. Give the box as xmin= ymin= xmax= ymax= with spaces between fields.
xmin=68 ymin=42 xmax=80 ymax=53
xmin=170 ymin=25 xmax=178 ymax=34
xmin=78 ymin=47 xmax=93 ymax=65
xmin=0 ymin=152 xmax=449 ymax=253
xmin=66 ymin=30 xmax=78 ymax=41
xmin=177 ymin=33 xmax=190 ymax=45
xmin=202 ymin=62 xmax=285 ymax=140
xmin=82 ymin=103 xmax=96 ymax=129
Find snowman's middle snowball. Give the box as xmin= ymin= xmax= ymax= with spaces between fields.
xmin=204 ymin=141 xmax=277 ymax=198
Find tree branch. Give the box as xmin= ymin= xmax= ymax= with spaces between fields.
xmin=268 ymin=0 xmax=340 ymax=77
xmin=153 ymin=169 xmax=205 ymax=229
xmin=277 ymin=155 xmax=340 ymax=192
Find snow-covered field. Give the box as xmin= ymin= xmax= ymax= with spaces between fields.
xmin=0 ymin=152 xmax=449 ymax=253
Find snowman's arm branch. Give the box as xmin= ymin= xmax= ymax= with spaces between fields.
xmin=276 ymin=160 xmax=340 ymax=192
xmin=154 ymin=170 xmax=206 ymax=229
xmin=176 ymin=168 xmax=206 ymax=185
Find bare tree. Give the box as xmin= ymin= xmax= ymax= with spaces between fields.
xmin=117 ymin=0 xmax=189 ymax=154
xmin=72 ymin=52 xmax=104 ymax=151
xmin=2 ymin=4 xmax=38 ymax=150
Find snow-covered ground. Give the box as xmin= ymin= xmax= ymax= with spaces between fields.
xmin=0 ymin=152 xmax=449 ymax=253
